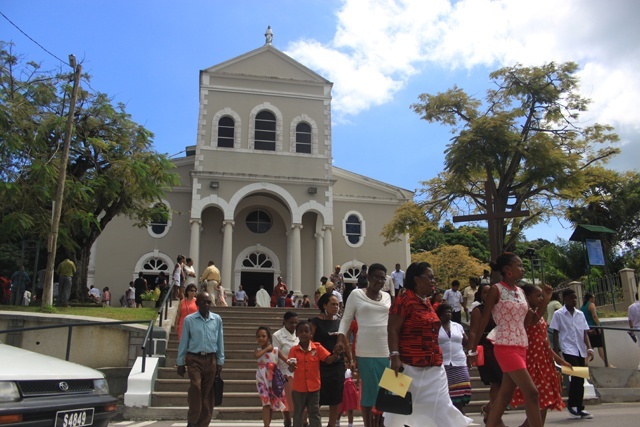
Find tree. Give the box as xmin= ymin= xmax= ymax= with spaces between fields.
xmin=0 ymin=42 xmax=179 ymax=302
xmin=412 ymin=244 xmax=486 ymax=289
xmin=406 ymin=62 xmax=618 ymax=256
xmin=567 ymin=169 xmax=640 ymax=251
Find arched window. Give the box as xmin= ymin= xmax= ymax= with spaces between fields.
xmin=295 ymin=122 xmax=311 ymax=153
xmin=242 ymin=251 xmax=273 ymax=269
xmin=346 ymin=215 xmax=361 ymax=244
xmin=246 ymin=210 xmax=272 ymax=234
xmin=143 ymin=256 xmax=170 ymax=272
xmin=254 ymin=111 xmax=276 ymax=151
xmin=343 ymin=211 xmax=365 ymax=247
xmin=217 ymin=116 xmax=234 ymax=148
xmin=148 ymin=202 xmax=171 ymax=238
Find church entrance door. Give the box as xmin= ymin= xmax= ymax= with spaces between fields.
xmin=241 ymin=271 xmax=274 ymax=306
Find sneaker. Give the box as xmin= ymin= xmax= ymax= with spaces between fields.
xmin=567 ymin=407 xmax=581 ymax=418
xmin=580 ymin=411 xmax=593 ymax=419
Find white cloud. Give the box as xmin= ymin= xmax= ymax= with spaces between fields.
xmin=285 ymin=0 xmax=640 ymax=166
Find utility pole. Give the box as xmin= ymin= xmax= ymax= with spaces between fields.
xmin=42 ymin=55 xmax=81 ymax=307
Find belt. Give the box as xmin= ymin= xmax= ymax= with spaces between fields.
xmin=188 ymin=351 xmax=216 ymax=357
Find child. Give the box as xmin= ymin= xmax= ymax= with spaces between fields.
xmin=339 ymin=368 xmax=359 ymax=427
xmin=288 ymin=320 xmax=343 ymax=427
xmin=550 ymin=288 xmax=595 ymax=419
xmin=255 ymin=326 xmax=291 ymax=427
xmin=510 ymin=284 xmax=572 ymax=426
xmin=102 ymin=287 xmax=111 ymax=306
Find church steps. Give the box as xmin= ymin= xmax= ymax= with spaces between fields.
xmin=157 ymin=367 xmax=256 ymax=380
xmin=154 ymin=379 xmax=258 ymax=393
xmin=151 ymin=305 xmax=489 ymax=421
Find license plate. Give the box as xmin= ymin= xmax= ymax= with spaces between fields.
xmin=55 ymin=408 xmax=94 ymax=427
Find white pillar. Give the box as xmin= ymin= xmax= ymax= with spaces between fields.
xmin=221 ymin=220 xmax=234 ymax=290
xmin=286 ymin=229 xmax=293 ymax=288
xmin=189 ymin=219 xmax=201 ymax=273
xmin=291 ymin=224 xmax=302 ymax=294
xmin=315 ymin=232 xmax=324 ymax=285
xmin=323 ymin=226 xmax=333 ymax=278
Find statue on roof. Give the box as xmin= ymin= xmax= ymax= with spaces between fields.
xmin=265 ymin=26 xmax=273 ymax=45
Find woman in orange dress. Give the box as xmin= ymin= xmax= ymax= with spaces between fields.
xmin=510 ymin=283 xmax=572 ymax=426
xmin=176 ymin=283 xmax=198 ymax=340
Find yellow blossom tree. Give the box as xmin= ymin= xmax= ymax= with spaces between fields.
xmin=412 ymin=244 xmax=487 ymax=289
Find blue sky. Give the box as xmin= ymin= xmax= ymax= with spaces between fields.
xmin=2 ymin=0 xmax=639 ymax=244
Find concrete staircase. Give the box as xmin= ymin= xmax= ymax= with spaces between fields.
xmin=140 ymin=306 xmax=490 ymax=420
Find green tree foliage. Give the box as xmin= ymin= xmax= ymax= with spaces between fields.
xmin=412 ymin=244 xmax=486 ymax=289
xmin=408 ymin=62 xmax=619 ymax=253
xmin=567 ymin=169 xmax=640 ymax=251
xmin=0 ymin=42 xmax=179 ymax=296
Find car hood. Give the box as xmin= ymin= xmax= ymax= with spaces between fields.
xmin=0 ymin=344 xmax=105 ymax=381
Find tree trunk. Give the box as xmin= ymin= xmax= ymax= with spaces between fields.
xmin=72 ymin=246 xmax=92 ymax=302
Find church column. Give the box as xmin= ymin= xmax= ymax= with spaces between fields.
xmin=286 ymin=229 xmax=293 ymax=288
xmin=315 ymin=232 xmax=324 ymax=284
xmin=189 ymin=219 xmax=202 ymax=272
xmin=221 ymin=220 xmax=234 ymax=290
xmin=291 ymin=224 xmax=303 ymax=294
xmin=323 ymin=226 xmax=333 ymax=277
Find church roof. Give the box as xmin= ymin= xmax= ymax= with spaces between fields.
xmin=202 ymin=43 xmax=331 ymax=85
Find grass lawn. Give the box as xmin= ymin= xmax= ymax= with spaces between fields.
xmin=0 ymin=305 xmax=158 ymax=321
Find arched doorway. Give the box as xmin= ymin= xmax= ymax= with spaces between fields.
xmin=235 ymin=245 xmax=281 ymax=306
xmin=133 ymin=251 xmax=173 ymax=290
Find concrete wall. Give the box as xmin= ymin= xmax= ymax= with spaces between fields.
xmin=590 ymin=318 xmax=640 ymax=370
xmin=0 ymin=312 xmax=150 ymax=368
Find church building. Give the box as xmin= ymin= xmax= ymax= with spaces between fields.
xmin=91 ymin=32 xmax=413 ymax=304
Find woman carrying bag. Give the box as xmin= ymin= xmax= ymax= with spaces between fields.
xmin=385 ymin=262 xmax=472 ymax=427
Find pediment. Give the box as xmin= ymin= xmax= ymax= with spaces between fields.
xmin=203 ymin=45 xmax=330 ymax=84
xmin=332 ymin=167 xmax=414 ymax=201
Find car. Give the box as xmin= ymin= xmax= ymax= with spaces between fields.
xmin=0 ymin=342 xmax=118 ymax=427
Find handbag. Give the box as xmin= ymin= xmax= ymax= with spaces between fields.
xmin=375 ymin=387 xmax=412 ymax=415
xmin=213 ymin=375 xmax=224 ymax=406
xmin=272 ymin=365 xmax=287 ymax=397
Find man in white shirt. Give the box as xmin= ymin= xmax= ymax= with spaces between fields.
xmin=628 ymin=293 xmax=640 ymax=369
xmin=462 ymin=278 xmax=478 ymax=322
xmin=550 ymin=288 xmax=594 ymax=419
xmin=390 ymin=264 xmax=405 ymax=294
xmin=443 ymin=280 xmax=463 ymax=324
xmin=381 ymin=274 xmax=395 ymax=298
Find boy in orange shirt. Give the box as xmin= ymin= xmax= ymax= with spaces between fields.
xmin=288 ymin=320 xmax=343 ymax=427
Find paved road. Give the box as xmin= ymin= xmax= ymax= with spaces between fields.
xmin=110 ymin=402 xmax=640 ymax=426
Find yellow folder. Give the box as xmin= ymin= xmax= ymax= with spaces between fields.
xmin=561 ymin=365 xmax=590 ymax=379
xmin=378 ymin=368 xmax=412 ymax=398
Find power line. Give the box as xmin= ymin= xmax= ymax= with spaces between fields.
xmin=0 ymin=10 xmax=71 ymax=68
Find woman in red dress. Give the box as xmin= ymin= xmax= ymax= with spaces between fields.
xmin=175 ymin=283 xmax=198 ymax=340
xmin=511 ymin=283 xmax=572 ymax=426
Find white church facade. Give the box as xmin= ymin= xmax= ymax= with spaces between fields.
xmin=91 ymin=38 xmax=413 ymax=304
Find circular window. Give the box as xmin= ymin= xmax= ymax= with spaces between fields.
xmin=246 ymin=210 xmax=272 ymax=234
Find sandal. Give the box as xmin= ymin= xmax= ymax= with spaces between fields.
xmin=481 ymin=404 xmax=489 ymax=424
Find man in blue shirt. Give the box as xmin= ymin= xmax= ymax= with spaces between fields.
xmin=177 ymin=292 xmax=225 ymax=427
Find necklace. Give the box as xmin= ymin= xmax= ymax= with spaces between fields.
xmin=416 ymin=293 xmax=428 ymax=302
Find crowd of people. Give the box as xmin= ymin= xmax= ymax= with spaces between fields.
xmin=239 ymin=255 xmax=640 ymax=427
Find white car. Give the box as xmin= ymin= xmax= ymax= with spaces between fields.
xmin=0 ymin=343 xmax=118 ymax=427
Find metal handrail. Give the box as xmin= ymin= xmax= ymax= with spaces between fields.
xmin=0 ymin=319 xmax=147 ymax=360
xmin=156 ymin=282 xmax=175 ymax=327
xmin=585 ymin=325 xmax=640 ymax=368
